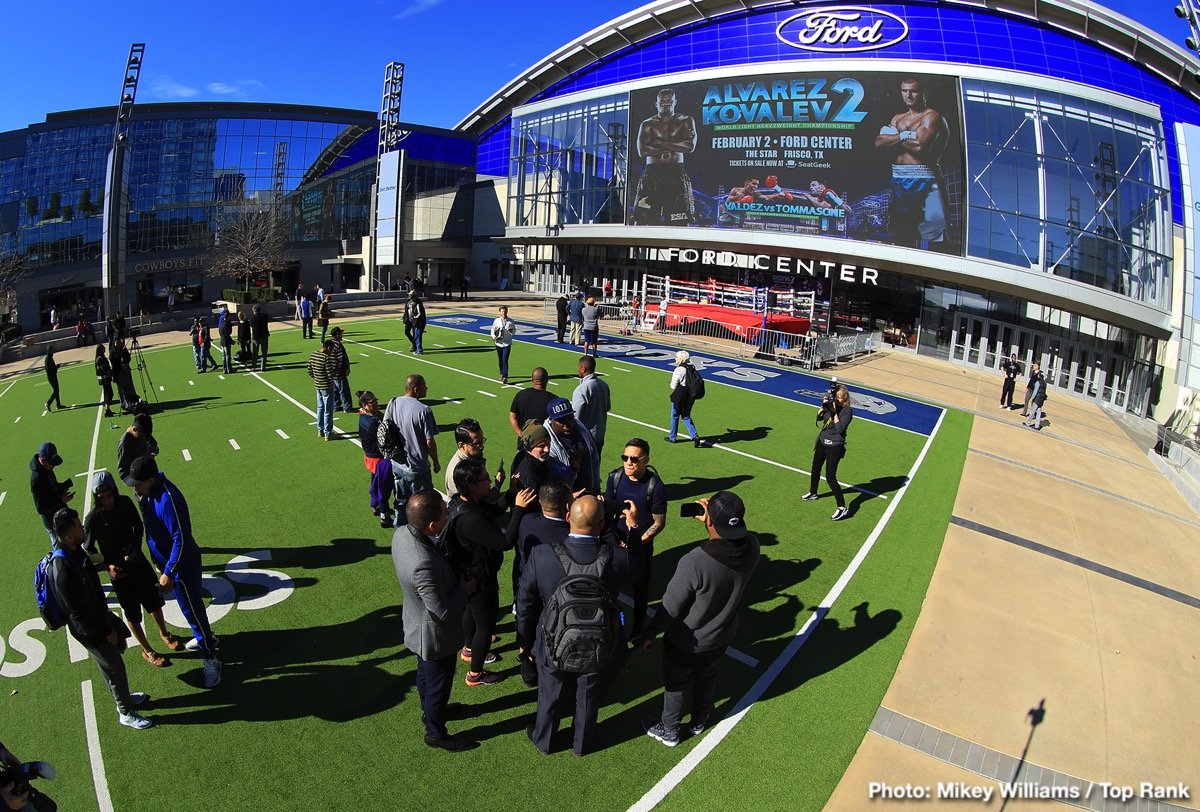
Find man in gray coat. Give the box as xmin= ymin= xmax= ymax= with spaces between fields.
xmin=392 ymin=490 xmax=478 ymax=751
xmin=635 ymin=490 xmax=761 ymax=747
xmin=570 ymin=355 xmax=611 ymax=456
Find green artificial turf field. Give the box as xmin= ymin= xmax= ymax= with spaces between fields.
xmin=0 ymin=313 xmax=971 ymax=811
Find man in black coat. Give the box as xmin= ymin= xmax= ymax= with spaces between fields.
xmin=250 ymin=304 xmax=270 ymax=371
xmin=555 ymin=294 xmax=569 ymax=343
xmin=30 ymin=442 xmax=73 ymax=547
xmin=516 ymin=495 xmax=637 ymax=756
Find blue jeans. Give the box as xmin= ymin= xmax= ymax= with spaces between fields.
xmin=667 ymin=403 xmax=698 ymax=441
xmin=192 ymin=344 xmax=202 ymax=370
xmin=392 ymin=467 xmax=433 ymax=526
xmin=496 ymin=344 xmax=511 ymax=378
xmin=412 ymin=326 xmax=425 ymax=354
xmin=333 ymin=377 xmax=352 ymax=411
xmin=316 ymin=388 xmax=334 ymax=436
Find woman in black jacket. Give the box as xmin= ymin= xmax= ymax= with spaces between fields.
xmin=803 ymin=384 xmax=853 ymax=521
xmin=44 ymin=349 xmax=64 ymax=411
xmin=95 ymin=344 xmax=115 ymax=417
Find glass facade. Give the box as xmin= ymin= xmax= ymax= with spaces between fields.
xmin=510 ymin=94 xmax=628 ymax=230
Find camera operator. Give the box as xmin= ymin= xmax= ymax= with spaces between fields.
xmin=0 ymin=741 xmax=54 ymax=812
xmin=802 ymin=383 xmax=853 ymax=521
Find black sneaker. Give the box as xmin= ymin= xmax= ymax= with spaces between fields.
xmin=801 ymin=492 xmax=819 ymax=501
xmin=643 ymin=719 xmax=680 ymax=747
xmin=688 ymin=716 xmax=708 ymax=736
xmin=424 ymin=734 xmax=478 ymax=752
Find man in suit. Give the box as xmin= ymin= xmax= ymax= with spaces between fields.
xmin=392 ymin=491 xmax=478 ymax=751
xmin=516 ymin=495 xmax=636 ymax=756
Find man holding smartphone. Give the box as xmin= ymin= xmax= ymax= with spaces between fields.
xmin=604 ymin=438 xmax=666 ymax=638
xmin=636 ymin=491 xmax=760 ymax=747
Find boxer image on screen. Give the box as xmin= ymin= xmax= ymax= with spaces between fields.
xmin=632 ymin=89 xmax=698 ymax=225
xmin=759 ymin=175 xmax=794 ymax=202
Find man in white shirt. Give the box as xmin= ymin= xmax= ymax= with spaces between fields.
xmin=490 ymin=306 xmax=516 ymax=384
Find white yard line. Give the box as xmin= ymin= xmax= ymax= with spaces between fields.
xmin=0 ymin=492 xmax=6 ymax=508
xmin=182 ymin=449 xmax=192 ymax=462
xmin=229 ymin=439 xmax=241 ymax=450
xmin=275 ymin=429 xmax=290 ymax=440
xmin=81 ymin=680 xmax=115 ymax=812
xmin=0 ymin=378 xmax=19 ymax=400
xmin=246 ymin=370 xmax=362 ymax=447
xmin=14 ymin=415 xmax=20 ymax=423
xmin=629 ymin=408 xmax=945 ymax=812
xmin=82 ymin=403 xmax=105 ymax=516
xmin=477 ymin=390 xmax=497 ymax=398
xmin=612 ymin=366 xmax=632 ymax=372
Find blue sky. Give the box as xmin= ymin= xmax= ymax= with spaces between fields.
xmin=0 ymin=0 xmax=1193 ymax=134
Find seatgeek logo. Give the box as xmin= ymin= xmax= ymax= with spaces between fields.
xmin=776 ymin=6 xmax=909 ymax=53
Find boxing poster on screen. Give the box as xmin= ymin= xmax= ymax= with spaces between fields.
xmin=626 ymin=71 xmax=964 ymax=254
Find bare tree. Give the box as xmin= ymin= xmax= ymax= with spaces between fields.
xmin=0 ymin=251 xmax=28 ymax=327
xmin=205 ymin=208 xmax=288 ymax=293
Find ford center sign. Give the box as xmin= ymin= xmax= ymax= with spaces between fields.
xmin=777 ymin=7 xmax=909 ymax=53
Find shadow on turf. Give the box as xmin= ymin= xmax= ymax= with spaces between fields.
xmin=664 ymin=474 xmax=754 ymax=503
xmin=145 ymin=605 xmax=415 ymax=723
xmin=848 ymin=474 xmax=911 ymax=515
xmin=710 ymin=425 xmax=772 ymax=444
xmin=200 ymin=537 xmax=389 ymax=572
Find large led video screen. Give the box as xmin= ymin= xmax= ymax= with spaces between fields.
xmin=627 ymin=70 xmax=964 ymax=254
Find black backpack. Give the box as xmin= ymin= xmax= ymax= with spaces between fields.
xmin=684 ymin=363 xmax=706 ymax=400
xmin=376 ymin=402 xmax=407 ymax=464
xmin=540 ymin=542 xmax=622 ymax=674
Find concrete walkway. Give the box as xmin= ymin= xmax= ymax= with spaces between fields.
xmin=8 ymin=297 xmax=1196 ymax=809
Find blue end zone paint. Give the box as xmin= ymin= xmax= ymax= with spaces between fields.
xmin=428 ymin=314 xmax=943 ymax=436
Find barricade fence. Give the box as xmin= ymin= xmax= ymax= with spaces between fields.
xmin=541 ymin=298 xmax=880 ymax=369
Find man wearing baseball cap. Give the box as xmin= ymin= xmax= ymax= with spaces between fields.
xmin=127 ymin=456 xmax=223 ymax=688
xmin=543 ymin=397 xmax=599 ymax=494
xmin=635 ymin=490 xmax=761 ymax=747
xmin=30 ymin=442 xmax=73 ymax=546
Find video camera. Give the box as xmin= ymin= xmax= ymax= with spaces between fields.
xmin=0 ymin=760 xmax=56 ymax=811
xmin=818 ymin=377 xmax=840 ymax=421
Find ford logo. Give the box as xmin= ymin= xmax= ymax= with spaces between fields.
xmin=777 ymin=6 xmax=909 ymax=53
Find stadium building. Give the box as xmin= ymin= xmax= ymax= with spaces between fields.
xmin=458 ymin=0 xmax=1200 ymax=427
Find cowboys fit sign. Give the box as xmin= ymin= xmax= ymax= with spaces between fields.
xmin=776 ymin=7 xmax=910 ymax=53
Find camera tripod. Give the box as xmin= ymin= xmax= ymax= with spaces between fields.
xmin=129 ymin=331 xmax=158 ymax=405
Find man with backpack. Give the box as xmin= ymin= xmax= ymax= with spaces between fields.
xmin=605 ymin=438 xmax=667 ymax=638
xmin=383 ymin=374 xmax=441 ymax=526
xmin=516 ymin=495 xmax=637 ymax=757
xmin=404 ymin=290 xmax=427 ymax=354
xmin=45 ymin=507 xmax=153 ymax=730
xmin=665 ymin=350 xmax=709 ymax=447
xmin=635 ymin=491 xmax=760 ymax=747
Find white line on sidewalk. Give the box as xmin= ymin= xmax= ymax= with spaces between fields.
xmin=276 ymin=429 xmax=290 ymax=440
xmin=229 ymin=439 xmax=241 ymax=450
xmin=81 ymin=680 xmax=114 ymax=812
xmin=628 ymin=408 xmax=945 ymax=812
xmin=182 ymin=449 xmax=192 ymax=461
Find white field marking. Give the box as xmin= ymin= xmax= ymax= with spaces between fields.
xmin=188 ymin=380 xmax=194 ymax=386
xmin=432 ymin=343 xmax=444 ymax=347
xmin=182 ymin=449 xmax=192 ymax=462
xmin=13 ymin=415 xmax=19 ymax=423
xmin=41 ymin=410 xmax=48 ymax=417
xmin=246 ymin=369 xmax=363 ymax=448
xmin=612 ymin=366 xmax=632 ymax=372
xmin=548 ymin=381 xmax=559 ymax=387
xmin=218 ymin=375 xmax=225 ymax=380
xmin=159 ymin=385 xmax=165 ymax=392
xmin=610 ymin=412 xmax=885 ymax=500
xmin=275 ymin=429 xmax=290 ymax=440
xmin=82 ymin=402 xmax=106 ymax=516
xmin=81 ymin=680 xmax=115 ymax=812
xmin=628 ymin=407 xmax=946 ymax=812
xmin=0 ymin=378 xmax=18 ymax=400
xmin=359 ymin=352 xmax=370 ymax=357
xmin=229 ymin=439 xmax=241 ymax=450
xmin=455 ymin=340 xmax=468 ymax=345
xmin=617 ymin=594 xmax=758 ymax=667
xmin=477 ymin=390 xmax=497 ymax=398
xmin=0 ymin=492 xmax=6 ymax=507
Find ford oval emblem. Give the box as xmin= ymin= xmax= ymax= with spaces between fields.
xmin=777 ymin=6 xmax=909 ymax=53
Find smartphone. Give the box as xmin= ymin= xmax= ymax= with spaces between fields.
xmin=680 ymin=503 xmax=704 ymax=518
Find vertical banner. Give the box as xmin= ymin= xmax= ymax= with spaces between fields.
xmin=626 ymin=70 xmax=964 ymax=254
xmin=101 ymin=145 xmax=129 ymax=313
xmin=374 ymin=149 xmax=403 ymax=267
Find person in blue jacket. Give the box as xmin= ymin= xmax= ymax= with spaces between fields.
xmin=127 ymin=455 xmax=223 ymax=688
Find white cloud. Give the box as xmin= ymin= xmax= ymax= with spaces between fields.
xmin=394 ymin=0 xmax=443 ymax=20
xmin=147 ymin=76 xmax=199 ymax=100
xmin=206 ymin=80 xmax=265 ymax=99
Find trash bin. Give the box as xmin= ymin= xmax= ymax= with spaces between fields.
xmin=24 ymin=336 xmax=34 ymax=348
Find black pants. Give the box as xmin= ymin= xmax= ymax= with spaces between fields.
xmin=403 ymin=322 xmax=415 ymax=350
xmin=810 ymin=443 xmax=846 ymax=508
xmin=532 ymin=659 xmax=604 ymax=755
xmin=416 ymin=654 xmax=457 ymax=738
xmin=630 ymin=540 xmax=655 ymax=637
xmin=557 ymin=315 xmax=567 ymax=342
xmin=252 ymin=336 xmax=269 ymax=371
xmin=302 ymin=317 xmax=313 ymax=338
xmin=1000 ymin=378 xmax=1015 ymax=407
xmin=99 ymin=378 xmax=114 ymax=412
xmin=45 ymin=376 xmax=63 ymax=410
xmin=661 ymin=642 xmax=723 ymax=730
xmin=462 ymin=589 xmax=499 ymax=673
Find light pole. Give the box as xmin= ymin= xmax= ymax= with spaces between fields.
xmin=101 ymin=44 xmax=144 ymax=322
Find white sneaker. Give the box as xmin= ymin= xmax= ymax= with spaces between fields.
xmin=831 ymin=506 xmax=849 ymax=521
xmin=119 ymin=711 xmax=153 ymax=730
xmin=129 ymin=691 xmax=149 ymax=708
xmin=203 ymin=657 xmax=222 ymax=689
xmin=185 ymin=635 xmax=220 ymax=652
